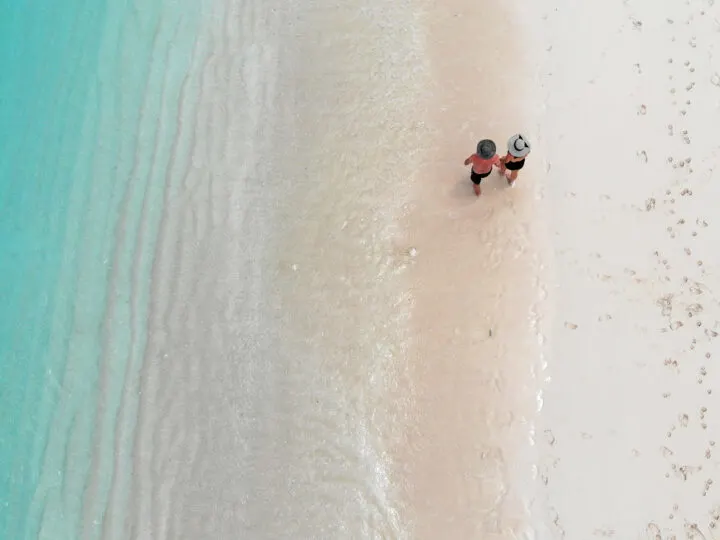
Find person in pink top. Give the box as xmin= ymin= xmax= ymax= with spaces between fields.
xmin=464 ymin=139 xmax=499 ymax=196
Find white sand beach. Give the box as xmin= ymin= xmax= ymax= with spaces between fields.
xmin=532 ymin=0 xmax=720 ymax=538
xmin=118 ymin=0 xmax=720 ymax=538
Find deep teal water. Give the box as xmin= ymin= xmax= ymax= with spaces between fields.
xmin=0 ymin=1 xmax=201 ymax=537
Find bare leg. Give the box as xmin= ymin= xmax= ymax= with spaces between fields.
xmin=507 ymin=170 xmax=519 ymax=187
xmin=473 ymin=183 xmax=481 ymax=196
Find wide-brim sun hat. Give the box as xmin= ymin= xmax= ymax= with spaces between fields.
xmin=508 ymin=134 xmax=531 ymax=158
xmin=477 ymin=139 xmax=496 ymax=159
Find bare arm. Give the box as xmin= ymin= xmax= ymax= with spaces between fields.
xmin=464 ymin=154 xmax=474 ymax=166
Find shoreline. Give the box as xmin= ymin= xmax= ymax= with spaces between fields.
xmin=129 ymin=1 xmax=433 ymax=537
xmin=110 ymin=0 xmax=720 ymax=538
xmin=126 ymin=0 xmax=553 ymax=537
xmin=401 ymin=0 xmax=549 ymax=537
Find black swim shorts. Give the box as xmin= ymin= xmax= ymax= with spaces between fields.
xmin=505 ymin=159 xmax=525 ymax=171
xmin=471 ymin=169 xmax=491 ymax=185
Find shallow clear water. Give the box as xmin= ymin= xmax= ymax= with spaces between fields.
xmin=1 ymin=1 xmax=107 ymax=535
xmin=0 ymin=1 xmax=200 ymax=537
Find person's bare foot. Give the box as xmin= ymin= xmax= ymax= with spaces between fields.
xmin=473 ymin=184 xmax=481 ymax=196
xmin=507 ymin=178 xmax=515 ymax=188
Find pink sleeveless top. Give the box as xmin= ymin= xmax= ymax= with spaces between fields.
xmin=470 ymin=153 xmax=499 ymax=174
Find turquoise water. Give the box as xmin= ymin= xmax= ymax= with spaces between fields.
xmin=0 ymin=0 xmax=201 ymax=537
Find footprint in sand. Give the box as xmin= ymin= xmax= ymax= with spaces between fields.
xmin=644 ymin=522 xmax=661 ymax=540
xmin=544 ymin=429 xmax=556 ymax=446
xmin=703 ymin=478 xmax=714 ymax=497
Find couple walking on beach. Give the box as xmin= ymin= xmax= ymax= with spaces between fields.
xmin=463 ymin=134 xmax=531 ymax=196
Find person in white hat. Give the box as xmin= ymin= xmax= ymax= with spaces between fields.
xmin=497 ymin=133 xmax=531 ymax=187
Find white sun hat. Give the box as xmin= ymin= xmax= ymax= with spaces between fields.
xmin=507 ymin=134 xmax=531 ymax=158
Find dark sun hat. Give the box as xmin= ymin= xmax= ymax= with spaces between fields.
xmin=477 ymin=139 xmax=497 ymax=159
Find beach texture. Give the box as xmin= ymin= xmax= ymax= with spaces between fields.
xmin=533 ymin=0 xmax=720 ymax=537
xmin=3 ymin=0 xmax=720 ymax=538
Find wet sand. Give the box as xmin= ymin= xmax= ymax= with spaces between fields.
xmin=402 ymin=1 xmax=546 ymax=538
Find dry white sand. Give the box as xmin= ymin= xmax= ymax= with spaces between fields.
xmin=528 ymin=0 xmax=720 ymax=538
